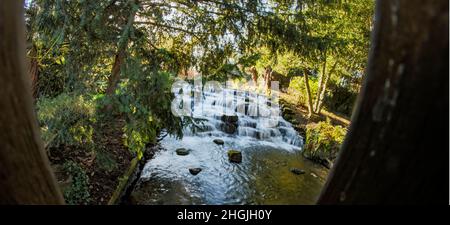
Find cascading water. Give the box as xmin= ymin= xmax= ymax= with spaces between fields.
xmin=179 ymin=86 xmax=303 ymax=150
xmin=131 ymin=87 xmax=328 ymax=205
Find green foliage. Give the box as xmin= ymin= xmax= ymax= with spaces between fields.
xmin=252 ymin=0 xmax=374 ymax=114
xmin=62 ymin=161 xmax=90 ymax=205
xmin=288 ymin=74 xmax=319 ymax=105
xmin=95 ymin=150 xmax=117 ymax=173
xmin=303 ymin=120 xmax=347 ymax=162
xmin=37 ymin=93 xmax=96 ymax=149
xmin=324 ymin=82 xmax=359 ymax=116
xmin=114 ymin=55 xmax=183 ymax=157
xmin=28 ymin=0 xmax=374 ymax=160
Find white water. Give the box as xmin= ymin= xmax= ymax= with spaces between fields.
xmin=172 ymin=86 xmax=303 ymax=150
xmin=132 ymin=88 xmax=326 ymax=205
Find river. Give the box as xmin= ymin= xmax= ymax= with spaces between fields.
xmin=129 ymin=86 xmax=328 ymax=204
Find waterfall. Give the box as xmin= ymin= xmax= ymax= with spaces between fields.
xmin=176 ymin=87 xmax=303 ymax=150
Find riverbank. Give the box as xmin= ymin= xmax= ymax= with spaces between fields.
xmin=279 ymin=93 xmax=350 ymax=169
xmin=279 ymin=92 xmax=350 ymax=131
xmin=49 ymin=117 xmax=134 ymax=205
xmin=47 ymin=92 xmax=350 ymax=204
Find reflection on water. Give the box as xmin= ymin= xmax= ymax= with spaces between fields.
xmin=131 ymin=88 xmax=328 ymax=205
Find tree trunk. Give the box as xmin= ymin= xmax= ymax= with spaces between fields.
xmin=315 ymin=61 xmax=338 ymax=114
xmin=250 ymin=66 xmax=258 ymax=86
xmin=104 ymin=0 xmax=138 ymax=107
xmin=105 ymin=49 xmax=126 ymax=97
xmin=0 ymin=0 xmax=64 ymax=204
xmin=318 ymin=0 xmax=448 ymax=204
xmin=314 ymin=49 xmax=327 ymax=112
xmin=303 ymin=69 xmax=314 ymax=118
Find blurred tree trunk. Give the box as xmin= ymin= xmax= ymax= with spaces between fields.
xmin=318 ymin=0 xmax=448 ymax=204
xmin=303 ymin=69 xmax=314 ymax=117
xmin=0 ymin=0 xmax=64 ymax=204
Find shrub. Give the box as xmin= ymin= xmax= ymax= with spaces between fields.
xmin=118 ymin=66 xmax=183 ymax=158
xmin=37 ymin=93 xmax=96 ymax=149
xmin=62 ymin=161 xmax=91 ymax=205
xmin=96 ymin=150 xmax=117 ymax=173
xmin=303 ymin=120 xmax=347 ymax=163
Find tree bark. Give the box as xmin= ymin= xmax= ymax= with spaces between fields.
xmin=250 ymin=66 xmax=258 ymax=86
xmin=314 ymin=49 xmax=327 ymax=112
xmin=315 ymin=61 xmax=338 ymax=114
xmin=0 ymin=0 xmax=64 ymax=204
xmin=303 ymin=69 xmax=314 ymax=118
xmin=318 ymin=0 xmax=448 ymax=204
xmin=105 ymin=49 xmax=126 ymax=97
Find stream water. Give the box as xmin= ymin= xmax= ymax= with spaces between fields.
xmin=130 ymin=87 xmax=328 ymax=205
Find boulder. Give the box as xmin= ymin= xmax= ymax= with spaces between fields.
xmin=282 ymin=107 xmax=295 ymax=115
xmin=221 ymin=123 xmax=237 ymax=134
xmin=189 ymin=168 xmax=202 ymax=175
xmin=290 ymin=168 xmax=305 ymax=175
xmin=220 ymin=115 xmax=239 ymax=134
xmin=213 ymin=139 xmax=224 ymax=145
xmin=227 ymin=150 xmax=242 ymax=163
xmin=176 ymin=148 xmax=190 ymax=156
xmin=279 ymin=127 xmax=288 ymax=136
xmin=221 ymin=115 xmax=239 ymax=124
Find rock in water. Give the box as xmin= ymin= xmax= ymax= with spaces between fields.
xmin=220 ymin=115 xmax=239 ymax=134
xmin=227 ymin=150 xmax=242 ymax=163
xmin=221 ymin=115 xmax=239 ymax=124
xmin=213 ymin=139 xmax=224 ymax=145
xmin=176 ymin=148 xmax=190 ymax=156
xmin=221 ymin=123 xmax=237 ymax=134
xmin=290 ymin=168 xmax=305 ymax=175
xmin=189 ymin=168 xmax=202 ymax=175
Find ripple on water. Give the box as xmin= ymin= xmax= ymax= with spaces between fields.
xmin=133 ymin=136 xmax=328 ymax=205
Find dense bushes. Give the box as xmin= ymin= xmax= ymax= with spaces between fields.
xmin=37 ymin=93 xmax=96 ymax=149
xmin=62 ymin=161 xmax=91 ymax=204
xmin=303 ymin=120 xmax=347 ymax=167
xmin=114 ymin=63 xmax=183 ymax=158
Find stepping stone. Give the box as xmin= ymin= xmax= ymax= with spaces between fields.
xmin=176 ymin=148 xmax=190 ymax=156
xmin=213 ymin=139 xmax=224 ymax=145
xmin=189 ymin=168 xmax=202 ymax=175
xmin=290 ymin=168 xmax=305 ymax=175
xmin=228 ymin=150 xmax=242 ymax=163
